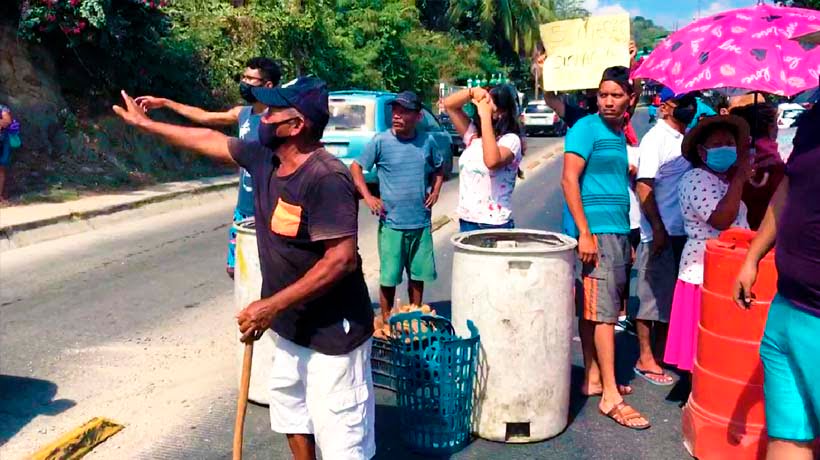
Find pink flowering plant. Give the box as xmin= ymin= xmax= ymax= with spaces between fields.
xmin=19 ymin=0 xmax=167 ymax=46
xmin=16 ymin=0 xmax=196 ymax=102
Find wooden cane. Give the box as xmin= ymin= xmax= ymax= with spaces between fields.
xmin=233 ymin=342 xmax=254 ymax=460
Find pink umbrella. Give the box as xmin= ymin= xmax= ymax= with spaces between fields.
xmin=633 ymin=3 xmax=820 ymax=97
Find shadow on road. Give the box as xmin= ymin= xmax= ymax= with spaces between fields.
xmin=428 ymin=300 xmax=451 ymax=319
xmin=568 ymin=365 xmax=590 ymax=426
xmin=0 ymin=374 xmax=76 ymax=444
xmin=374 ymin=403 xmax=452 ymax=460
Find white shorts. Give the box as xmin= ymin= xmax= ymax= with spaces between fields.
xmin=268 ymin=337 xmax=376 ymax=460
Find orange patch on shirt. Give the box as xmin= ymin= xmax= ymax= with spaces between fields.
xmin=271 ymin=198 xmax=302 ymax=237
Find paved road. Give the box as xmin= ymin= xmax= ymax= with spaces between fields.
xmin=1 ymin=122 xmax=687 ymax=460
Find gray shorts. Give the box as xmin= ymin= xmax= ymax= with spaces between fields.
xmin=635 ymin=236 xmax=687 ymax=323
xmin=575 ymin=234 xmax=631 ymax=324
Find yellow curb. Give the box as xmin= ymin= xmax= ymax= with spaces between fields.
xmin=526 ymin=160 xmax=541 ymax=170
xmin=431 ymin=215 xmax=452 ymax=233
xmin=29 ymin=417 xmax=124 ymax=460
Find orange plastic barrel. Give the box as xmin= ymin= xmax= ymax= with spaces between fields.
xmin=683 ymin=228 xmax=777 ymax=460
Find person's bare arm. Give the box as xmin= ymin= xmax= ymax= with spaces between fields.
xmin=444 ymin=87 xmax=487 ymax=138
xmin=0 ymin=110 xmax=12 ymax=130
xmin=628 ymin=41 xmax=642 ymax=113
xmin=708 ymin=162 xmax=754 ymax=230
xmin=350 ymin=162 xmax=382 ymax=215
xmin=476 ymin=98 xmax=515 ymax=170
xmin=237 ymin=236 xmax=359 ymax=342
xmin=543 ymin=92 xmax=566 ymax=119
xmin=733 ymin=178 xmax=788 ymax=308
xmin=113 ymin=91 xmax=235 ymax=164
xmin=562 ymin=154 xmax=597 ymax=265
xmin=425 ymin=167 xmax=444 ymax=208
xmin=636 ymin=179 xmax=668 ymax=254
xmin=134 ymin=95 xmax=242 ymax=127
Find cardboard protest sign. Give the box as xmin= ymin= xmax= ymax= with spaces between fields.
xmin=539 ymin=14 xmax=631 ymax=92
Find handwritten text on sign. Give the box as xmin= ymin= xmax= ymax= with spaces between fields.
xmin=539 ymin=14 xmax=631 ymax=92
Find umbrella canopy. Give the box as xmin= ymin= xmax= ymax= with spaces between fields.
xmin=633 ymin=3 xmax=820 ymax=97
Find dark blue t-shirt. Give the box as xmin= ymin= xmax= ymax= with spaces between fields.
xmin=228 ymin=140 xmax=374 ymax=354
xmin=235 ymin=106 xmax=262 ymax=216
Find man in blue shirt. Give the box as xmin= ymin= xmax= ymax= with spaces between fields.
xmin=562 ymin=66 xmax=651 ymax=430
xmin=351 ymin=91 xmax=444 ymax=322
xmin=135 ymin=57 xmax=281 ymax=278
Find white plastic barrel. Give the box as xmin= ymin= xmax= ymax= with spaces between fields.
xmin=234 ymin=218 xmax=277 ymax=405
xmin=450 ymin=229 xmax=577 ymax=443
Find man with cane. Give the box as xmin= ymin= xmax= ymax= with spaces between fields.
xmin=112 ymin=76 xmax=375 ymax=460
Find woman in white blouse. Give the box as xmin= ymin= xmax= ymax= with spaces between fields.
xmin=443 ymin=85 xmax=523 ymax=232
xmin=665 ymin=115 xmax=753 ymax=374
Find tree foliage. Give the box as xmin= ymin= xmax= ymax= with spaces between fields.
xmin=552 ymin=0 xmax=587 ymax=20
xmin=16 ymin=0 xmax=501 ymax=107
xmin=631 ymin=16 xmax=668 ymax=51
xmin=448 ymin=0 xmax=556 ymax=57
xmin=782 ymin=0 xmax=820 ymax=9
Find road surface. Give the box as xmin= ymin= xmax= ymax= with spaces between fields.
xmin=2 ymin=115 xmax=689 ymax=460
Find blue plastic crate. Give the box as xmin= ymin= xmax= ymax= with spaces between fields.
xmin=389 ymin=312 xmax=480 ymax=455
xmin=371 ymin=337 xmax=396 ymax=391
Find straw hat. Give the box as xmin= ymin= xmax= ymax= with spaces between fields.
xmin=681 ymin=115 xmax=750 ymax=164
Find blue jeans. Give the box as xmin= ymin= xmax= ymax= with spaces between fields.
xmin=458 ymin=219 xmax=515 ymax=233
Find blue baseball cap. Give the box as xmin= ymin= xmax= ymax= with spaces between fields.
xmin=252 ymin=76 xmax=329 ymax=128
xmin=389 ymin=91 xmax=422 ymax=111
xmin=659 ymin=87 xmax=681 ymax=103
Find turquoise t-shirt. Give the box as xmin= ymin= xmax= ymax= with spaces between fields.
xmin=688 ymin=98 xmax=717 ymax=130
xmin=563 ymin=114 xmax=630 ymax=236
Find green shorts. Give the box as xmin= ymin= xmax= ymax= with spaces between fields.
xmin=378 ymin=224 xmax=437 ymax=287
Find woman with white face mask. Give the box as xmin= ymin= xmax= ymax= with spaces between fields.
xmin=664 ymin=115 xmax=754 ymax=376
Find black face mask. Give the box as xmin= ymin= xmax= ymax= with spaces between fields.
xmin=673 ymin=99 xmax=697 ymax=125
xmin=257 ymin=119 xmax=292 ymax=150
xmin=239 ymin=82 xmax=259 ymax=104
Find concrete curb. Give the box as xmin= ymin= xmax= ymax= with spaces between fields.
xmin=0 ymin=142 xmax=565 ymax=252
xmin=0 ymin=177 xmax=238 ymax=253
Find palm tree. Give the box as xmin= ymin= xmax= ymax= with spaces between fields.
xmin=449 ymin=0 xmax=556 ymax=56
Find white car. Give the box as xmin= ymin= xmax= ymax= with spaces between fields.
xmin=522 ymin=102 xmax=566 ymax=137
xmin=777 ymin=103 xmax=806 ymax=129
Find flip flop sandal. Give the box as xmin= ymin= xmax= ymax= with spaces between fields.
xmin=600 ymin=401 xmax=651 ymax=431
xmin=634 ymin=367 xmax=675 ymax=386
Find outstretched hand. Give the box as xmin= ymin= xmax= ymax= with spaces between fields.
xmin=134 ymin=95 xmax=167 ymax=112
xmin=113 ymin=90 xmax=151 ymax=128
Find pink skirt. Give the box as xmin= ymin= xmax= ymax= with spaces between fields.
xmin=664 ymin=280 xmax=701 ymax=372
